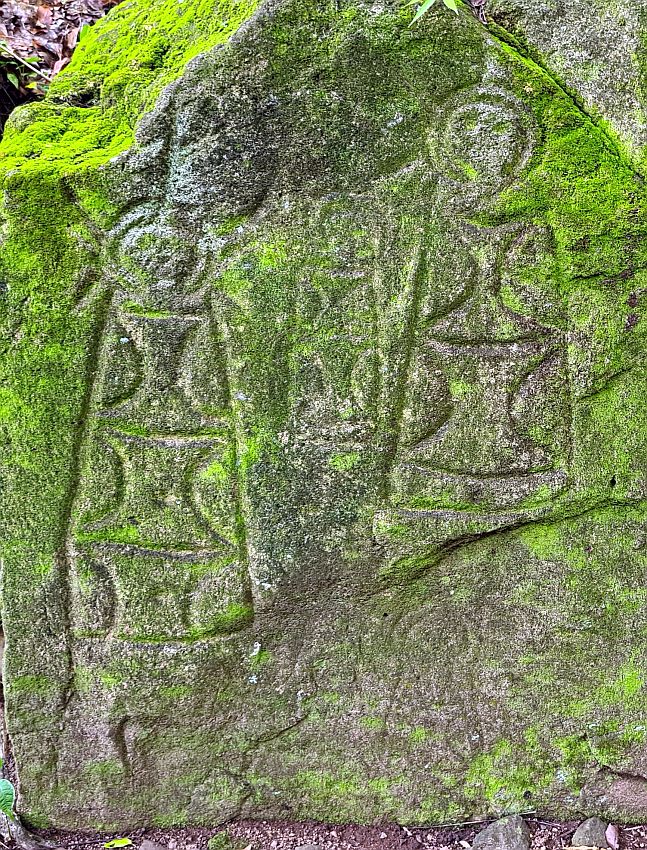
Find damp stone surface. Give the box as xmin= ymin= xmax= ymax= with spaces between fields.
xmin=1 ymin=0 xmax=647 ymax=831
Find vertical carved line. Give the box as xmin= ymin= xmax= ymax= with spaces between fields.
xmin=57 ymin=289 xmax=116 ymax=556
xmin=52 ymin=284 xmax=115 ymax=787
xmin=210 ymin=298 xmax=254 ymax=615
xmin=377 ymin=231 xmax=429 ymax=500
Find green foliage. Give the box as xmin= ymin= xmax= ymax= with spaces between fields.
xmin=407 ymin=0 xmax=458 ymax=25
xmin=104 ymin=839 xmax=133 ymax=848
xmin=0 ymin=777 xmax=16 ymax=822
xmin=0 ymin=41 xmax=49 ymax=97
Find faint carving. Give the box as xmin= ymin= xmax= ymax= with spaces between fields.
xmin=67 ymin=208 xmax=253 ymax=642
xmin=375 ymin=86 xmax=573 ymax=578
xmin=430 ymin=86 xmax=538 ymax=212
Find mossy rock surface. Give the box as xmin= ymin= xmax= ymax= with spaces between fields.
xmin=1 ymin=0 xmax=647 ymax=830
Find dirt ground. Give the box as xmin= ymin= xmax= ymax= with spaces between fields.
xmin=38 ymin=818 xmax=647 ymax=850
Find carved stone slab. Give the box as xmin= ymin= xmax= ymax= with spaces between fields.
xmin=1 ymin=0 xmax=647 ymax=830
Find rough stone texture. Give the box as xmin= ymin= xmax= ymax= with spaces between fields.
xmin=580 ymin=771 xmax=647 ymax=825
xmin=571 ymin=817 xmax=610 ymax=848
xmin=472 ymin=816 xmax=530 ymax=850
xmin=1 ymin=0 xmax=647 ymax=833
xmin=487 ymin=0 xmax=647 ymax=158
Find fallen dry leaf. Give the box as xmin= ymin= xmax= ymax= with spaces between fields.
xmin=0 ymin=0 xmax=121 ymax=81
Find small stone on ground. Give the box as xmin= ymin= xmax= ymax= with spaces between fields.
xmin=571 ymin=818 xmax=610 ymax=849
xmin=472 ymin=816 xmax=530 ymax=850
xmin=140 ymin=841 xmax=169 ymax=850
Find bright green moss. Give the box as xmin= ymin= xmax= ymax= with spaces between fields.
xmin=360 ymin=715 xmax=385 ymax=730
xmin=329 ymin=451 xmax=361 ymax=471
xmin=74 ymin=667 xmax=94 ymax=694
xmin=552 ymin=723 xmax=647 ymax=793
xmin=287 ymin=769 xmax=364 ymax=818
xmin=409 ymin=726 xmax=428 ymax=744
xmin=0 ymin=0 xmax=258 ymax=176
xmin=319 ymin=691 xmax=341 ymax=705
xmin=207 ymin=834 xmax=237 ymax=850
xmin=517 ymin=523 xmax=562 ymax=560
xmin=8 ymin=675 xmax=59 ymax=696
xmin=395 ymin=492 xmax=480 ymax=511
xmin=152 ymin=811 xmax=189 ymax=828
xmin=114 ymin=601 xmax=253 ymax=642
xmin=466 ymin=742 xmax=532 ymax=810
xmin=464 ymin=733 xmax=554 ymax=813
xmin=97 ymin=669 xmax=125 ymax=687
xmin=448 ymin=378 xmax=474 ymax=399
xmin=249 ymin=648 xmax=272 ymax=671
xmin=595 ymin=664 xmax=644 ymax=707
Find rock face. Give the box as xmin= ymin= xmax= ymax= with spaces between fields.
xmin=1 ymin=0 xmax=647 ymax=832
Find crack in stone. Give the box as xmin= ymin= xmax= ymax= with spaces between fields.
xmin=593 ymin=764 xmax=647 ymax=785
xmin=486 ymin=18 xmax=645 ymax=182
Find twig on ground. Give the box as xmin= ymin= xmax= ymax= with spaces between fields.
xmin=0 ymin=43 xmax=49 ymax=81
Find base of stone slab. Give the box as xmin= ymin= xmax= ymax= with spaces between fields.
xmin=31 ymin=817 xmax=647 ymax=850
xmin=2 ymin=818 xmax=64 ymax=850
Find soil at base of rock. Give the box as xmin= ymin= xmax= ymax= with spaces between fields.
xmin=36 ymin=818 xmax=647 ymax=850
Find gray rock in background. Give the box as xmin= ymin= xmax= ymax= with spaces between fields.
xmin=487 ymin=0 xmax=647 ymax=159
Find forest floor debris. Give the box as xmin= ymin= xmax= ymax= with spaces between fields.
xmin=0 ymin=0 xmax=120 ymax=126
xmin=35 ymin=818 xmax=647 ymax=850
xmin=0 ymin=0 xmax=119 ymax=78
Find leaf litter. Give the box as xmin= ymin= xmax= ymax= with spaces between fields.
xmin=0 ymin=0 xmax=121 ymax=127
